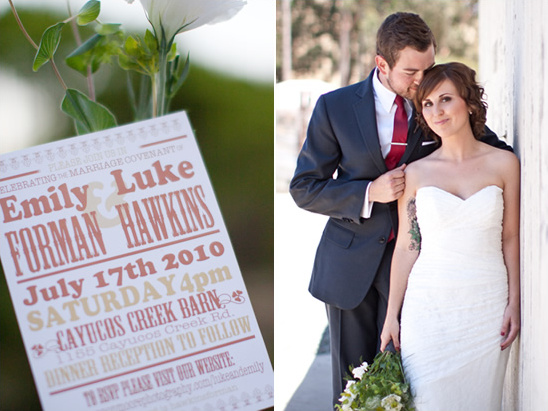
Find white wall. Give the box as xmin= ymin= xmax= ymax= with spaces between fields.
xmin=479 ymin=1 xmax=548 ymax=409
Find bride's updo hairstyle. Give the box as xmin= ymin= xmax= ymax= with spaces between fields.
xmin=414 ymin=62 xmax=488 ymax=142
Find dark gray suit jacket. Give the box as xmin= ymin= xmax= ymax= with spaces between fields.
xmin=289 ymin=69 xmax=509 ymax=310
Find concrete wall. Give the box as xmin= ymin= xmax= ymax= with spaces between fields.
xmin=479 ymin=1 xmax=548 ymax=409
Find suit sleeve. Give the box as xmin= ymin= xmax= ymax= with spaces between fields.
xmin=289 ymin=95 xmax=370 ymax=222
xmin=481 ymin=125 xmax=514 ymax=152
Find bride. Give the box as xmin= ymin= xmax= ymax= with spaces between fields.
xmin=380 ymin=62 xmax=520 ymax=411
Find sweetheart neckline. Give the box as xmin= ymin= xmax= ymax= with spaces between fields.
xmin=416 ymin=184 xmax=502 ymax=202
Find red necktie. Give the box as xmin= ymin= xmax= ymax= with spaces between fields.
xmin=385 ymin=95 xmax=407 ymax=242
xmin=385 ymin=95 xmax=408 ymax=170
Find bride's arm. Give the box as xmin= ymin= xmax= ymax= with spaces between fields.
xmin=500 ymin=152 xmax=521 ymax=350
xmin=380 ymin=166 xmax=421 ymax=352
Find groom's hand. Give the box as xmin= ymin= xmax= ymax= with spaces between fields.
xmin=369 ymin=164 xmax=407 ymax=203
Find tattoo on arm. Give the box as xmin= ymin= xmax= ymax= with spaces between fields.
xmin=407 ymin=197 xmax=421 ymax=251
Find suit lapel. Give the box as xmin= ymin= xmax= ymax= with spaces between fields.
xmin=352 ymin=71 xmax=430 ymax=171
xmin=353 ymin=71 xmax=387 ymax=174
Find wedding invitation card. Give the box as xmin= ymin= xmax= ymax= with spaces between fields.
xmin=0 ymin=112 xmax=273 ymax=411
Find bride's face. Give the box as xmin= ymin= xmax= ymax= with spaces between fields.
xmin=421 ymin=79 xmax=472 ymax=139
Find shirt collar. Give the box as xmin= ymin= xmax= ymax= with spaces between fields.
xmin=372 ymin=68 xmax=412 ymax=114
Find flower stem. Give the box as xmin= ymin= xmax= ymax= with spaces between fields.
xmin=69 ymin=16 xmax=95 ymax=100
xmin=8 ymin=0 xmax=38 ymax=49
xmin=51 ymin=57 xmax=68 ymax=90
xmin=9 ymin=0 xmax=67 ymax=91
xmin=155 ymin=38 xmax=169 ymax=117
xmin=151 ymin=72 xmax=158 ymax=117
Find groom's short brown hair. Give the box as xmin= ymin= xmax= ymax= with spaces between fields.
xmin=376 ymin=12 xmax=437 ymax=68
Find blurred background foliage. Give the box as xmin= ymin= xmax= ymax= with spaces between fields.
xmin=0 ymin=5 xmax=273 ymax=410
xmin=276 ymin=0 xmax=479 ymax=86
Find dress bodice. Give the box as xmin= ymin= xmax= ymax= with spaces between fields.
xmin=415 ymin=185 xmax=504 ymax=264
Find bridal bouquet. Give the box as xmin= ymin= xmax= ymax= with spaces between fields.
xmin=336 ymin=351 xmax=414 ymax=411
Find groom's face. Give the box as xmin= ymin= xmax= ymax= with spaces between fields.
xmin=377 ymin=44 xmax=436 ymax=101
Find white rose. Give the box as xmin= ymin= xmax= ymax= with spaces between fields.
xmin=351 ymin=361 xmax=368 ymax=380
xmin=381 ymin=393 xmax=403 ymax=410
xmin=345 ymin=380 xmax=356 ymax=390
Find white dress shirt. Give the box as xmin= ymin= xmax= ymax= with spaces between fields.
xmin=360 ymin=68 xmax=413 ymax=218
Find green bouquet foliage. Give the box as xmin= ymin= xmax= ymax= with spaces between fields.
xmin=336 ymin=351 xmax=414 ymax=411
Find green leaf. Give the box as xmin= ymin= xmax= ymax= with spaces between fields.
xmin=144 ymin=29 xmax=158 ymax=53
xmin=123 ymin=35 xmax=141 ymax=57
xmin=118 ymin=33 xmax=158 ymax=76
xmin=168 ymin=53 xmax=190 ymax=97
xmin=67 ymin=33 xmax=102 ymax=58
xmin=66 ymin=51 xmax=100 ymax=76
xmin=33 ymin=22 xmax=65 ymax=71
xmin=167 ymin=42 xmax=177 ymax=62
xmin=61 ymin=89 xmax=117 ymax=134
xmin=66 ymin=31 xmax=124 ymax=76
xmin=96 ymin=23 xmax=121 ymax=35
xmin=77 ymin=0 xmax=100 ymax=25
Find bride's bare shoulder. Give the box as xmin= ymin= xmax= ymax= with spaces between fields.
xmin=481 ymin=143 xmax=520 ymax=186
xmin=406 ymin=151 xmax=439 ymax=175
xmin=485 ymin=144 xmax=519 ymax=169
xmin=404 ymin=156 xmax=435 ymax=192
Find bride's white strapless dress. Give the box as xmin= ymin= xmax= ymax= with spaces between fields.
xmin=400 ymin=185 xmax=510 ymax=411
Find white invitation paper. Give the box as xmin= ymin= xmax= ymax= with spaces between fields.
xmin=0 ymin=112 xmax=273 ymax=411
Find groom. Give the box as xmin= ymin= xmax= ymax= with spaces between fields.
xmin=289 ymin=12 xmax=511 ymax=408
